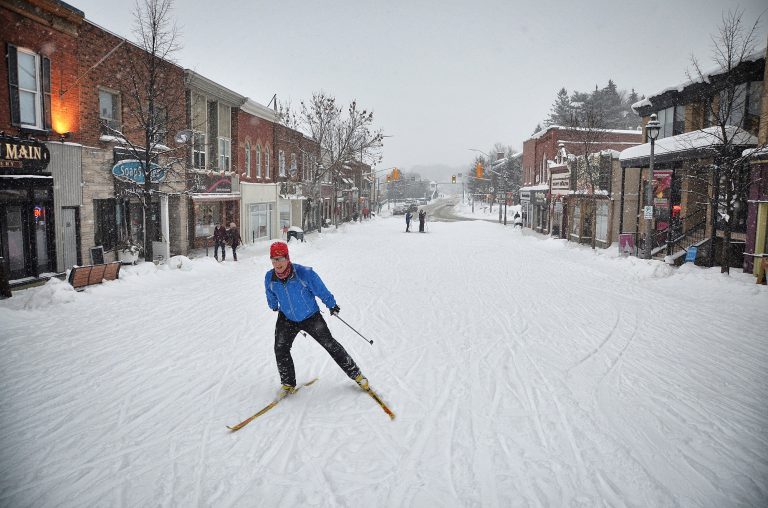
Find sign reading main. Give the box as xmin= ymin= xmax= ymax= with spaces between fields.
xmin=0 ymin=134 xmax=50 ymax=173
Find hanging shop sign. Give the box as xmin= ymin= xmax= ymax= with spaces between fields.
xmin=112 ymin=159 xmax=167 ymax=184
xmin=532 ymin=191 xmax=548 ymax=206
xmin=0 ymin=134 xmax=50 ymax=173
xmin=189 ymin=173 xmax=232 ymax=193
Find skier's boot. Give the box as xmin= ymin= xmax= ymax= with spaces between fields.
xmin=354 ymin=373 xmax=369 ymax=391
xmin=277 ymin=384 xmax=296 ymax=399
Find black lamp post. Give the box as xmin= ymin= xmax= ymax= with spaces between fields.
xmin=643 ymin=113 xmax=662 ymax=259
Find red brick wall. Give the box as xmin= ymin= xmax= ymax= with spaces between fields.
xmin=1 ymin=4 xmax=186 ymax=148
xmin=273 ymin=123 xmax=304 ymax=182
xmin=75 ymin=22 xmax=186 ymax=148
xmin=235 ymin=110 xmax=275 ymax=183
xmin=0 ymin=2 xmax=81 ymax=138
xmin=521 ymin=127 xmax=642 ymax=187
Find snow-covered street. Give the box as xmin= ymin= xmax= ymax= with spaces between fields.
xmin=1 ymin=205 xmax=767 ymax=507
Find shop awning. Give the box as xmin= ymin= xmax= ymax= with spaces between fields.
xmin=190 ymin=192 xmax=241 ymax=201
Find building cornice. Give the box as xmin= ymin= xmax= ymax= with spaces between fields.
xmin=241 ymin=98 xmax=277 ymax=121
xmin=185 ymin=70 xmax=246 ymax=107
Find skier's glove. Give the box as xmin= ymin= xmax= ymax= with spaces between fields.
xmin=330 ymin=305 xmax=341 ymax=316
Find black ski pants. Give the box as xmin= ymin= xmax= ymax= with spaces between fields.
xmin=274 ymin=311 xmax=361 ymax=387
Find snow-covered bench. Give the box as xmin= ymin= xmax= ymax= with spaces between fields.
xmin=67 ymin=262 xmax=122 ymax=291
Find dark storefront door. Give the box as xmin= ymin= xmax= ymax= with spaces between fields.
xmin=2 ymin=205 xmax=26 ymax=279
xmin=1 ymin=196 xmax=55 ymax=281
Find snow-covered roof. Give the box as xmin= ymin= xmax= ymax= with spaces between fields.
xmin=619 ymin=126 xmax=758 ymax=165
xmin=527 ymin=125 xmax=641 ymax=141
xmin=519 ymin=184 xmax=549 ymax=192
xmin=631 ymin=50 xmax=765 ymax=112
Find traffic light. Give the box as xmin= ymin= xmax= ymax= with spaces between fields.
xmin=451 ymin=175 xmax=456 ymax=184
xmin=475 ymin=162 xmax=484 ymax=179
xmin=386 ymin=174 xmax=391 ymax=182
xmin=392 ymin=168 xmax=400 ymax=180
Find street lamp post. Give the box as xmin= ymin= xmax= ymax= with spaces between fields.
xmin=643 ymin=113 xmax=661 ymax=260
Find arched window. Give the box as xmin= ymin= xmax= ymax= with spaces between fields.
xmin=256 ymin=144 xmax=262 ymax=178
xmin=265 ymin=147 xmax=271 ymax=179
xmin=245 ymin=142 xmax=251 ymax=178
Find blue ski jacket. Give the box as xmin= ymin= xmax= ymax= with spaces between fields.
xmin=264 ymin=264 xmax=337 ymax=322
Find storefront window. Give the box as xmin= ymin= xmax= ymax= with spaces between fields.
xmin=280 ymin=201 xmax=290 ymax=229
xmin=94 ymin=199 xmax=117 ymax=250
xmin=195 ymin=202 xmax=220 ymax=238
xmin=572 ymin=204 xmax=581 ymax=238
xmin=34 ymin=204 xmax=48 ymax=271
xmin=249 ymin=203 xmax=273 ymax=241
xmin=596 ymin=202 xmax=609 ymax=242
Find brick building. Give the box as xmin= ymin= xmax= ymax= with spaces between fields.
xmin=519 ymin=126 xmax=642 ymax=234
xmin=1 ymin=0 xmax=83 ymax=281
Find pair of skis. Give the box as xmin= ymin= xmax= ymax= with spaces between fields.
xmin=227 ymin=378 xmax=395 ymax=432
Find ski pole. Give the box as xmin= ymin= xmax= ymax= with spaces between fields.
xmin=333 ymin=314 xmax=374 ymax=345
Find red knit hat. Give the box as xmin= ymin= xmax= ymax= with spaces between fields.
xmin=270 ymin=241 xmax=289 ymax=259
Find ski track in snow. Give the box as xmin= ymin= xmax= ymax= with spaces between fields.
xmin=1 ymin=203 xmax=767 ymax=507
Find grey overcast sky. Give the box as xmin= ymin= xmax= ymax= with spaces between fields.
xmin=69 ymin=0 xmax=767 ymax=177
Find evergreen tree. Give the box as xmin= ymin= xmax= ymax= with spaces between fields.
xmin=546 ymin=88 xmax=571 ymax=126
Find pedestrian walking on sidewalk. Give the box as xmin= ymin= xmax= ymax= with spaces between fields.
xmin=228 ymin=222 xmax=242 ymax=261
xmin=418 ymin=209 xmax=426 ymax=232
xmin=213 ymin=221 xmax=227 ymax=261
xmin=264 ymin=241 xmax=369 ymax=397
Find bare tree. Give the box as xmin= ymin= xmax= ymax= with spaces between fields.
xmin=688 ymin=9 xmax=765 ymax=273
xmin=568 ymin=103 xmax=609 ymax=249
xmin=102 ymin=0 xmax=187 ymax=261
xmin=280 ymin=92 xmax=383 ymax=229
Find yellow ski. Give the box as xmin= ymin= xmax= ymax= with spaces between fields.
xmin=227 ymin=378 xmax=319 ymax=432
xmin=364 ymin=386 xmax=396 ymax=420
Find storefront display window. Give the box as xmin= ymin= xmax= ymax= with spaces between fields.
xmin=280 ymin=201 xmax=290 ymax=229
xmin=572 ymin=204 xmax=581 ymax=238
xmin=596 ymin=201 xmax=609 ymax=242
xmin=195 ymin=203 xmax=220 ymax=238
xmin=249 ymin=203 xmax=273 ymax=242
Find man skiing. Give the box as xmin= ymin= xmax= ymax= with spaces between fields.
xmin=265 ymin=241 xmax=369 ymax=398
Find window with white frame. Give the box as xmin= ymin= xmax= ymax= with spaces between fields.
xmin=256 ymin=144 xmax=262 ymax=177
xmin=245 ymin=142 xmax=251 ymax=177
xmin=218 ymin=137 xmax=231 ymax=171
xmin=290 ymin=153 xmax=297 ymax=176
xmin=265 ymin=147 xmax=271 ymax=179
xmin=193 ymin=132 xmax=206 ymax=169
xmin=279 ymin=150 xmax=286 ymax=177
xmin=216 ymin=103 xmax=232 ymax=171
xmin=302 ymin=153 xmax=308 ymax=180
xmin=596 ymin=201 xmax=609 ymax=242
xmin=8 ymin=46 xmax=50 ymax=130
xmin=191 ymin=93 xmax=207 ymax=168
xmin=99 ymin=88 xmax=121 ymax=134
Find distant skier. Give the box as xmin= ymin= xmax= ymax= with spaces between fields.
xmin=405 ymin=211 xmax=412 ymax=232
xmin=264 ymin=241 xmax=369 ymax=398
xmin=418 ymin=209 xmax=426 ymax=232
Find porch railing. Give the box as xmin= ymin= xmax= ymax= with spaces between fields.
xmin=659 ymin=207 xmax=708 ymax=257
